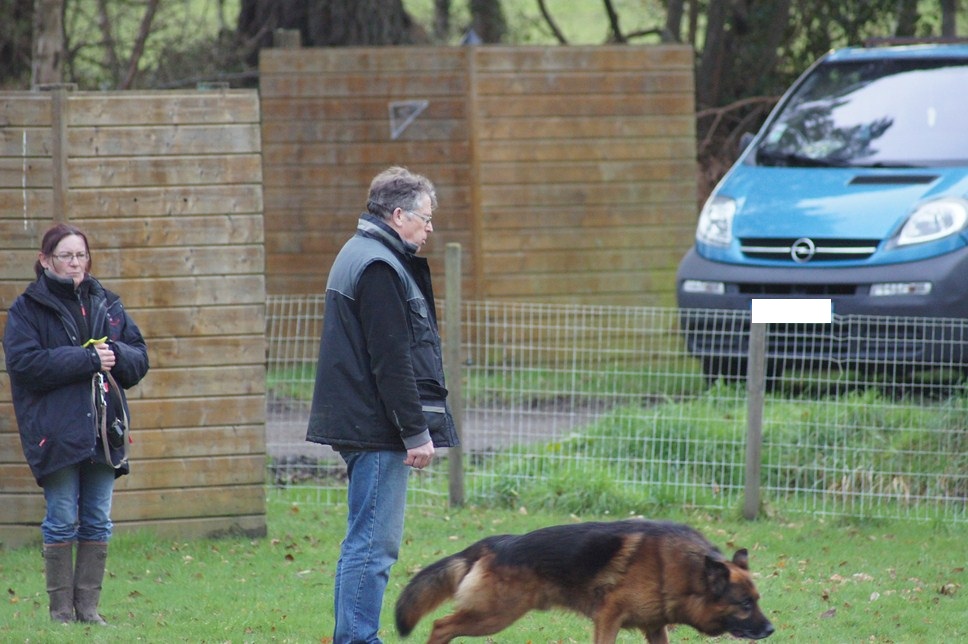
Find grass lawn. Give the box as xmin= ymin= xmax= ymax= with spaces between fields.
xmin=1 ymin=493 xmax=964 ymax=643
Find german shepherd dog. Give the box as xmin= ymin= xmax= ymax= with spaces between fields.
xmin=395 ymin=519 xmax=774 ymax=643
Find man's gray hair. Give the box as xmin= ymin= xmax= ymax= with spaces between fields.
xmin=366 ymin=166 xmax=437 ymax=220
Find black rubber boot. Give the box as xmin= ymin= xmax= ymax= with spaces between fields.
xmin=43 ymin=543 xmax=75 ymax=623
xmin=74 ymin=541 xmax=109 ymax=625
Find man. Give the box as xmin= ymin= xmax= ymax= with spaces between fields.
xmin=307 ymin=166 xmax=459 ymax=643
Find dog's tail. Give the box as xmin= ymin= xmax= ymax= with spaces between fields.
xmin=395 ymin=548 xmax=475 ymax=637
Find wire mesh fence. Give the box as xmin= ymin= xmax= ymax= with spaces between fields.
xmin=265 ymin=295 xmax=967 ymax=523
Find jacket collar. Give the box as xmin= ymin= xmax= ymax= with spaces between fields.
xmin=357 ymin=213 xmax=419 ymax=256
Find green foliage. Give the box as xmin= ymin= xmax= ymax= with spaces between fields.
xmin=469 ymin=383 xmax=968 ymax=520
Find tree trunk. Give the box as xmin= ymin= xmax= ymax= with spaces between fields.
xmin=434 ymin=0 xmax=451 ymax=41
xmin=663 ymin=0 xmax=685 ymax=42
xmin=31 ymin=0 xmax=63 ymax=86
xmin=940 ymin=0 xmax=957 ymax=36
xmin=238 ymin=0 xmax=417 ymax=53
xmin=696 ymin=0 xmax=730 ymax=107
xmin=894 ymin=0 xmax=919 ymax=37
xmin=469 ymin=0 xmax=506 ymax=44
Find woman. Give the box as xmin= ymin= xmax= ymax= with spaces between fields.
xmin=3 ymin=223 xmax=149 ymax=624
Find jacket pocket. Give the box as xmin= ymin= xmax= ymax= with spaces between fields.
xmin=418 ymin=380 xmax=448 ymax=433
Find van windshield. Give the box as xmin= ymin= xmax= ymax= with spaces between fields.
xmin=755 ymin=57 xmax=968 ymax=167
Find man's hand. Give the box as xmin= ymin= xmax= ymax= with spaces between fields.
xmin=405 ymin=441 xmax=435 ymax=469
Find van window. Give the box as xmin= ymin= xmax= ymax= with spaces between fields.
xmin=755 ymin=59 xmax=968 ymax=168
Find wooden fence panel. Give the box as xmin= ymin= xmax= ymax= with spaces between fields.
xmin=260 ymin=47 xmax=474 ymax=297
xmin=0 ymin=89 xmax=266 ymax=549
xmin=259 ymin=45 xmax=697 ymax=307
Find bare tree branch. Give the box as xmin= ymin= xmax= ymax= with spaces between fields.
xmin=602 ymin=0 xmax=626 ymax=43
xmin=537 ymin=0 xmax=568 ymax=44
xmin=95 ymin=0 xmax=120 ymax=80
xmin=119 ymin=0 xmax=159 ymax=89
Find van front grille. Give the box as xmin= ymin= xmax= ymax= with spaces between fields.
xmin=740 ymin=237 xmax=879 ymax=263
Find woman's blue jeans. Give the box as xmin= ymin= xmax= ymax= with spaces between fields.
xmin=41 ymin=460 xmax=115 ymax=544
xmin=333 ymin=450 xmax=410 ymax=644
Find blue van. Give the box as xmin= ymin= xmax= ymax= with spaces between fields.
xmin=676 ymin=43 xmax=968 ymax=379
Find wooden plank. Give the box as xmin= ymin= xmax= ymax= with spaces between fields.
xmin=112 ymin=514 xmax=267 ymax=541
xmin=68 ymin=154 xmax=263 ymax=188
xmin=0 ymin=185 xmax=264 ymax=218
xmin=135 ymin=304 xmax=265 ymax=339
xmin=477 ymin=116 xmax=694 ymax=140
xmin=133 ymin=366 xmax=265 ymax=399
xmin=114 ymin=247 xmax=264 ymax=277
xmin=480 ymin=161 xmax=698 ymax=186
xmin=260 ymin=47 xmax=468 ymax=75
xmin=481 ymin=204 xmax=696 ymax=228
xmin=482 ymin=226 xmax=694 ymax=253
xmin=260 ymin=97 xmax=467 ymax=121
xmin=127 ymin=396 xmax=265 ymax=430
xmin=0 ymin=426 xmax=266 ymax=466
xmin=0 ymin=126 xmax=54 ymax=155
xmin=473 ymin=45 xmax=694 ymax=72
xmin=0 ymin=157 xmax=53 ymax=187
xmin=0 ymin=192 xmax=52 ymax=220
xmin=69 ymin=124 xmax=262 ymax=157
xmin=262 ymin=141 xmax=470 ymax=167
xmin=0 ymin=493 xmax=44 ymax=522
xmin=481 ymin=246 xmax=694 ymax=275
xmin=0 ymin=513 xmax=269 ymax=549
xmin=475 ymin=71 xmax=694 ymax=96
xmin=0 ymin=463 xmax=35 ymax=490
xmin=113 ymin=455 xmax=265 ymax=491
xmin=262 ymin=118 xmax=465 ymax=145
xmin=69 ymin=185 xmax=263 ymax=217
xmin=111 ymin=485 xmax=266 ymax=522
xmin=477 ymin=94 xmax=692 ymax=118
xmin=260 ymin=72 xmax=467 ymax=98
xmin=0 ymin=94 xmax=52 ymax=125
xmin=149 ymin=336 xmax=266 ymax=368
xmin=0 ymin=454 xmax=266 ymax=494
xmin=132 ymin=425 xmax=266 ymax=459
xmin=478 ymin=138 xmax=695 ymax=163
xmin=479 ymin=180 xmax=697 ymax=207
xmin=67 ymin=91 xmax=261 ymax=126
xmin=100 ymin=275 xmax=265 ymax=309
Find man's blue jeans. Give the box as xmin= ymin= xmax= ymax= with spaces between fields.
xmin=334 ymin=450 xmax=410 ymax=644
xmin=41 ymin=460 xmax=115 ymax=544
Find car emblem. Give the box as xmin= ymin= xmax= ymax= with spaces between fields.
xmin=791 ymin=237 xmax=816 ymax=263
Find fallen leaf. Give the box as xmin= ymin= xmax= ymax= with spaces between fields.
xmin=820 ymin=608 xmax=837 ymax=619
xmin=939 ymin=583 xmax=959 ymax=596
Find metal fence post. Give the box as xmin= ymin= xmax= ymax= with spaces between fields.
xmin=444 ymin=243 xmax=465 ymax=506
xmin=743 ymin=322 xmax=767 ymax=519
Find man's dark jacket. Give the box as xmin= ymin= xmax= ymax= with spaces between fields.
xmin=4 ymin=272 xmax=149 ymax=484
xmin=306 ymin=214 xmax=459 ymax=451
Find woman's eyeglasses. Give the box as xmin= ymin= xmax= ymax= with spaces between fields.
xmin=51 ymin=252 xmax=89 ymax=263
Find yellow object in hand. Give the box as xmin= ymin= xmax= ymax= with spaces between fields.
xmin=83 ymin=336 xmax=108 ymax=348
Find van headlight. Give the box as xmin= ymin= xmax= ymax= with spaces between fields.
xmin=696 ymin=196 xmax=736 ymax=247
xmin=897 ymin=198 xmax=968 ymax=246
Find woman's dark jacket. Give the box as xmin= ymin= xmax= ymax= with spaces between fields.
xmin=306 ymin=214 xmax=459 ymax=451
xmin=3 ymin=271 xmax=149 ymax=484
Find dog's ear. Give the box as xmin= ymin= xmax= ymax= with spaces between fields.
xmin=704 ymin=555 xmax=730 ymax=597
xmin=732 ymin=548 xmax=749 ymax=570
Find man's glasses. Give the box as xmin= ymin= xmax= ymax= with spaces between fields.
xmin=405 ymin=210 xmax=433 ymax=226
xmin=51 ymin=252 xmax=89 ymax=263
